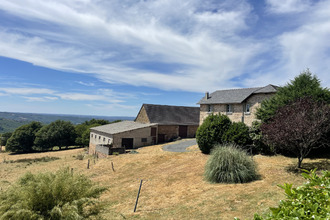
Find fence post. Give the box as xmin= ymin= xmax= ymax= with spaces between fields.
xmin=87 ymin=159 xmax=90 ymax=169
xmin=134 ymin=180 xmax=143 ymax=212
xmin=111 ymin=161 xmax=115 ymax=172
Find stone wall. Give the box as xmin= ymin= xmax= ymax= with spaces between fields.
xmin=243 ymin=93 xmax=274 ymax=126
xmin=158 ymin=125 xmax=178 ymax=142
xmin=187 ymin=125 xmax=199 ymax=138
xmin=112 ymin=126 xmax=157 ymax=148
xmin=89 ymin=142 xmax=97 ymax=155
xmin=135 ymin=106 xmax=150 ymax=123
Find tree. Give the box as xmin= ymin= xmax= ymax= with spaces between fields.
xmin=6 ymin=122 xmax=42 ymax=153
xmin=261 ymin=97 xmax=330 ymax=168
xmin=196 ymin=113 xmax=232 ymax=154
xmin=75 ymin=119 xmax=114 ymax=147
xmin=0 ymin=132 xmax=12 ymax=147
xmin=35 ymin=120 xmax=76 ymax=150
xmin=256 ymin=69 xmax=330 ymax=122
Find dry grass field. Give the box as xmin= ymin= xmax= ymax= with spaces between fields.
xmin=0 ymin=143 xmax=329 ymax=220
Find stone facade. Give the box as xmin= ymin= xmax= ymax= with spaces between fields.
xmin=200 ymin=93 xmax=274 ymax=127
xmin=135 ymin=106 xmax=150 ymax=123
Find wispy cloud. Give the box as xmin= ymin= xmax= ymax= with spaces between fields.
xmin=23 ymin=96 xmax=58 ymax=102
xmin=0 ymin=0 xmax=329 ymax=93
xmin=76 ymin=81 xmax=95 ymax=87
xmin=0 ymin=87 xmax=55 ymax=95
xmin=0 ymin=86 xmax=132 ymax=104
xmin=266 ymin=0 xmax=311 ymax=14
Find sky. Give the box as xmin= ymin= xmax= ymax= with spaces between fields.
xmin=0 ymin=0 xmax=330 ymax=117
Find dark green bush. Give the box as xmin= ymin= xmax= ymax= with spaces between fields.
xmin=253 ymin=169 xmax=330 ymax=220
xmin=223 ymin=122 xmax=252 ymax=147
xmin=204 ymin=144 xmax=259 ymax=183
xmin=196 ymin=114 xmax=232 ymax=154
xmin=249 ymin=121 xmax=274 ymax=155
xmin=0 ymin=168 xmax=106 ymax=219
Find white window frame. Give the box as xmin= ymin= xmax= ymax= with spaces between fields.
xmin=245 ymin=103 xmax=250 ymax=114
xmin=226 ymin=104 xmax=232 ymax=113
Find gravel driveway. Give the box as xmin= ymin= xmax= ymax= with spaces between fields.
xmin=162 ymin=139 xmax=197 ymax=152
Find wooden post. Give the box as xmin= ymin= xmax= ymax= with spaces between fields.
xmin=134 ymin=180 xmax=143 ymax=212
xmin=87 ymin=159 xmax=90 ymax=169
xmin=111 ymin=161 xmax=115 ymax=172
xmin=71 ymin=168 xmax=73 ymax=175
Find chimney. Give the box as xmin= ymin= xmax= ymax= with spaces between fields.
xmin=205 ymin=92 xmax=209 ymax=99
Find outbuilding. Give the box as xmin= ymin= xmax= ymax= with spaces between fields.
xmin=89 ymin=103 xmax=200 ymax=156
xmin=89 ymin=121 xmax=157 ymax=156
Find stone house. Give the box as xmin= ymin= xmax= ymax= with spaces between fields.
xmin=89 ymin=104 xmax=199 ymax=156
xmin=135 ymin=104 xmax=200 ymax=142
xmin=198 ymin=84 xmax=278 ymax=126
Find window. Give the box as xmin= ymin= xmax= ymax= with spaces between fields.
xmin=141 ymin=138 xmax=147 ymax=142
xmin=103 ymin=137 xmax=105 ymax=142
xmin=91 ymin=134 xmax=93 ymax=138
xmin=207 ymin=104 xmax=213 ymax=112
xmin=245 ymin=104 xmax=250 ymax=113
xmin=226 ymin=104 xmax=232 ymax=113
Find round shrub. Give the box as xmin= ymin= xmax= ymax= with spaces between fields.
xmin=0 ymin=168 xmax=106 ymax=219
xmin=204 ymin=145 xmax=259 ymax=183
xmin=223 ymin=122 xmax=252 ymax=147
xmin=196 ymin=114 xmax=232 ymax=154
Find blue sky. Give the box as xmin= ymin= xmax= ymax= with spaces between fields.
xmin=0 ymin=0 xmax=330 ymax=117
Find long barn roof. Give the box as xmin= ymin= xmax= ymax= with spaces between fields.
xmin=136 ymin=104 xmax=200 ymax=125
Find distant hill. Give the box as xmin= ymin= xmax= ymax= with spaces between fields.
xmin=0 ymin=112 xmax=135 ymax=134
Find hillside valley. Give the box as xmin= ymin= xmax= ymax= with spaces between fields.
xmin=0 ymin=111 xmax=134 ymax=133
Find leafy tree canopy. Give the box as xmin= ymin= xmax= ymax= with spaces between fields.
xmin=0 ymin=132 xmax=12 ymax=147
xmin=35 ymin=120 xmax=76 ymax=150
xmin=6 ymin=121 xmax=42 ymax=153
xmin=261 ymin=97 xmax=330 ymax=168
xmin=256 ymin=69 xmax=330 ymax=122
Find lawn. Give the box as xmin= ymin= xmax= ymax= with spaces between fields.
xmin=0 ymin=143 xmax=328 ymax=219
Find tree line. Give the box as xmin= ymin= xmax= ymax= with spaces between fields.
xmin=0 ymin=119 xmax=120 ymax=153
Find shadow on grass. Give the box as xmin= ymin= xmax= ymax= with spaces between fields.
xmin=8 ymin=146 xmax=85 ymax=155
xmin=3 ymin=156 xmax=60 ymax=164
xmin=286 ymin=159 xmax=330 ymax=174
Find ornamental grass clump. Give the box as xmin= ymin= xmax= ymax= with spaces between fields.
xmin=205 ymin=144 xmax=259 ymax=183
xmin=0 ymin=167 xmax=106 ymax=219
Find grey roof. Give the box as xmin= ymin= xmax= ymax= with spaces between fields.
xmin=198 ymin=84 xmax=278 ymax=104
xmin=136 ymin=104 xmax=200 ymax=125
xmin=253 ymin=84 xmax=279 ymax=94
xmin=90 ymin=121 xmax=157 ymax=135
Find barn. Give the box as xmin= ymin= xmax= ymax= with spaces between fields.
xmin=89 ymin=104 xmax=199 ymax=156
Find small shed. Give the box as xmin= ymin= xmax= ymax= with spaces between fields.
xmin=89 ymin=121 xmax=157 ymax=156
